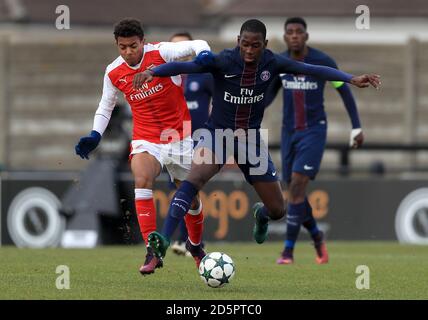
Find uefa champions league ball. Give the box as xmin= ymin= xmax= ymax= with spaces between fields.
xmin=198 ymin=252 xmax=235 ymax=288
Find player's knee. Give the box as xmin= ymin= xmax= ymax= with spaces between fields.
xmin=269 ymin=207 xmax=285 ymax=220
xmin=134 ymin=175 xmax=154 ymax=189
xmin=267 ymin=201 xmax=286 ymax=220
xmin=187 ymin=176 xmax=206 ymax=190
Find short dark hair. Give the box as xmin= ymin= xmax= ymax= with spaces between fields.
xmin=169 ymin=32 xmax=193 ymax=41
xmin=240 ymin=19 xmax=267 ymax=40
xmin=113 ymin=18 xmax=144 ymax=40
xmin=285 ymin=17 xmax=307 ymax=30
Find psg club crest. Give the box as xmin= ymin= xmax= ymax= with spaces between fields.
xmin=260 ymin=70 xmax=271 ymax=81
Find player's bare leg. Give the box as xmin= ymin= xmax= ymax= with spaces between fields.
xmin=252 ymin=180 xmax=286 ymax=244
xmin=288 ymin=173 xmax=309 ymax=203
xmin=187 ymin=146 xmax=222 ymax=190
xmin=131 ymin=152 xmax=164 ymax=275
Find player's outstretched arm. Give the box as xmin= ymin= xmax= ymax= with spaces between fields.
xmin=276 ymin=55 xmax=381 ymax=89
xmin=132 ymin=61 xmax=208 ymax=89
xmin=133 ymin=51 xmax=216 ymax=89
xmin=159 ymin=40 xmax=211 ymax=62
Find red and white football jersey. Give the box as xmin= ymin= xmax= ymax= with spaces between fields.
xmin=93 ymin=40 xmax=210 ymax=143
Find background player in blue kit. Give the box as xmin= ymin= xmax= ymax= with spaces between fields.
xmin=132 ymin=19 xmax=380 ymax=268
xmin=266 ymin=17 xmax=364 ymax=265
xmin=169 ymin=32 xmax=214 ymax=256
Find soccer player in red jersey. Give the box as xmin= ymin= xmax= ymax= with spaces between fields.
xmin=75 ymin=18 xmax=210 ymax=275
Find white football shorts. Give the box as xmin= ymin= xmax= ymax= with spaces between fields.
xmin=130 ymin=136 xmax=193 ymax=182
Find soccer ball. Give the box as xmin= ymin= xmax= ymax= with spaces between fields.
xmin=198 ymin=252 xmax=235 ymax=288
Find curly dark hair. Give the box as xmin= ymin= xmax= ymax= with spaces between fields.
xmin=240 ymin=19 xmax=267 ymax=40
xmin=285 ymin=17 xmax=307 ymax=30
xmin=113 ymin=18 xmax=144 ymax=40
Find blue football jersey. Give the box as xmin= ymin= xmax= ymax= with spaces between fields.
xmin=277 ymin=47 xmax=339 ymax=131
xmin=183 ymin=73 xmax=213 ymax=133
xmin=200 ymin=47 xmax=283 ymax=130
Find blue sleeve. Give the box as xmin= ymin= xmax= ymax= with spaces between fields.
xmin=264 ymin=75 xmax=282 ymax=108
xmin=205 ymin=74 xmax=214 ymax=96
xmin=275 ymin=55 xmax=353 ymax=83
xmin=152 ymin=61 xmax=210 ymax=77
xmin=337 ymin=83 xmax=361 ymax=128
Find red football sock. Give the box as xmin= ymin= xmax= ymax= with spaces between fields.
xmin=135 ymin=189 xmax=156 ymax=244
xmin=184 ymin=201 xmax=204 ymax=245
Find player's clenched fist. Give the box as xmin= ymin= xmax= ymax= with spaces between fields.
xmin=350 ymin=74 xmax=381 ymax=89
xmin=349 ymin=128 xmax=364 ymax=149
xmin=132 ymin=70 xmax=154 ymax=89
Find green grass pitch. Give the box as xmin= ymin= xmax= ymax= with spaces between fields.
xmin=1 ymin=242 xmax=427 ymax=299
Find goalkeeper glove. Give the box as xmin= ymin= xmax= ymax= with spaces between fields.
xmin=75 ymin=130 xmax=101 ymax=159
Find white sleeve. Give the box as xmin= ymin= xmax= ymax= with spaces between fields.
xmin=93 ymin=70 xmax=118 ymax=135
xmin=158 ymin=40 xmax=211 ymax=62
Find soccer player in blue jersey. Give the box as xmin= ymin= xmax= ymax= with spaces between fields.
xmin=132 ymin=19 xmax=380 ymax=269
xmin=169 ymin=32 xmax=214 ymax=256
xmin=266 ymin=17 xmax=364 ymax=265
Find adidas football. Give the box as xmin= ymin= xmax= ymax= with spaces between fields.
xmin=198 ymin=252 xmax=235 ymax=288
